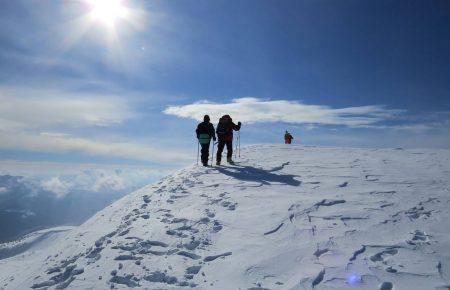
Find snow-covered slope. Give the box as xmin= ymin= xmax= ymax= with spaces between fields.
xmin=1 ymin=145 xmax=450 ymax=290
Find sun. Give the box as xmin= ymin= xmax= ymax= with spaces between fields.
xmin=86 ymin=0 xmax=128 ymax=27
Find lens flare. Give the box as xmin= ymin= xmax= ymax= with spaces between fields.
xmin=347 ymin=273 xmax=361 ymax=285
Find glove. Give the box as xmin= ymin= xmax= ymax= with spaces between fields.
xmin=238 ymin=122 xmax=241 ymax=126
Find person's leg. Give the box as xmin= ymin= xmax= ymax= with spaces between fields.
xmin=226 ymin=140 xmax=233 ymax=162
xmin=201 ymin=143 xmax=210 ymax=165
xmin=216 ymin=140 xmax=225 ymax=164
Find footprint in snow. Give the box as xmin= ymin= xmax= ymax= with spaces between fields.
xmin=203 ymin=252 xmax=232 ymax=262
xmin=177 ymin=251 xmax=201 ymax=260
xmin=143 ymin=195 xmax=151 ymax=203
xmin=109 ymin=275 xmax=139 ymax=288
xmin=144 ymin=271 xmax=177 ymax=285
xmin=315 ymin=199 xmax=346 ymax=207
xmin=313 ymin=248 xmax=329 ymax=258
xmin=212 ymin=220 xmax=223 ymax=232
xmin=312 ymin=269 xmax=325 ymax=288
xmin=186 ymin=265 xmax=201 ymax=275
xmin=114 ymin=254 xmax=142 ymax=261
xmin=183 ymin=240 xmax=200 ymax=251
xmin=338 ymin=181 xmax=348 ymax=187
xmin=349 ymin=246 xmax=366 ymax=261
xmin=205 ymin=209 xmax=215 ymax=218
xmin=370 ymin=248 xmax=398 ymax=262
xmin=379 ymin=281 xmax=393 ymax=290
xmin=407 ymin=230 xmax=430 ymax=245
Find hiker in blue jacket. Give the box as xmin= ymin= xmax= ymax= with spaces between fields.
xmin=196 ymin=115 xmax=216 ymax=166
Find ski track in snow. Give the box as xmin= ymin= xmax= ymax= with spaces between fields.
xmin=1 ymin=145 xmax=450 ymax=290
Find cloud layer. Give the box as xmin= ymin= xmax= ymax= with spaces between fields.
xmin=164 ymin=97 xmax=403 ymax=126
xmin=0 ymin=164 xmax=168 ymax=242
xmin=0 ymin=132 xmax=190 ymax=163
xmin=0 ymin=86 xmax=191 ymax=163
xmin=0 ymin=86 xmax=135 ymax=129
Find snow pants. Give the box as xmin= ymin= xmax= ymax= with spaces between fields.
xmin=216 ymin=139 xmax=232 ymax=162
xmin=201 ymin=142 xmax=210 ymax=165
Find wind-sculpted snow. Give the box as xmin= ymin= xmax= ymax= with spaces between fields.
xmin=1 ymin=145 xmax=450 ymax=289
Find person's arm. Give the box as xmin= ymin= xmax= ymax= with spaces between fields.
xmin=232 ymin=122 xmax=241 ymax=131
xmin=209 ymin=124 xmax=216 ymax=141
xmin=195 ymin=125 xmax=200 ymax=138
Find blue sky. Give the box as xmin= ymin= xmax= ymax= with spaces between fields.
xmin=1 ymin=0 xmax=450 ymax=169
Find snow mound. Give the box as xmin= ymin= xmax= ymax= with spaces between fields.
xmin=1 ymin=145 xmax=450 ymax=290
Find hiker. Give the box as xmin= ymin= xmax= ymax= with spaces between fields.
xmin=216 ymin=114 xmax=241 ymax=165
xmin=196 ymin=115 xmax=216 ymax=166
xmin=284 ymin=130 xmax=293 ymax=144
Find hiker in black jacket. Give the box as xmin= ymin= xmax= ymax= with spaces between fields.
xmin=196 ymin=115 xmax=216 ymax=166
xmin=216 ymin=114 xmax=241 ymax=165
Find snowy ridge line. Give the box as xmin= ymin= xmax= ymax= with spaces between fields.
xmin=0 ymin=226 xmax=74 ymax=260
xmin=0 ymin=145 xmax=450 ymax=289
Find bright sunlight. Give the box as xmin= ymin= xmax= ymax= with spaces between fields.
xmin=86 ymin=0 xmax=128 ymax=27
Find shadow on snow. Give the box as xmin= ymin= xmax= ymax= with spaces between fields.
xmin=215 ymin=164 xmax=301 ymax=186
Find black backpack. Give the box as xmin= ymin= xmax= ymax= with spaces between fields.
xmin=216 ymin=116 xmax=231 ymax=136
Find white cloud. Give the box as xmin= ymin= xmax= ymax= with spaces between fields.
xmin=0 ymin=160 xmax=170 ymax=196
xmin=0 ymin=131 xmax=190 ymax=163
xmin=360 ymin=118 xmax=450 ymax=132
xmin=0 ymin=86 xmax=135 ymax=129
xmin=41 ymin=176 xmax=72 ymax=198
xmin=0 ymin=85 xmax=191 ymax=163
xmin=164 ymin=97 xmax=403 ymax=126
xmin=0 ymin=160 xmax=163 ymax=176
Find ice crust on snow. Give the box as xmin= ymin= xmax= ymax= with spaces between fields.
xmin=1 ymin=145 xmax=450 ymax=289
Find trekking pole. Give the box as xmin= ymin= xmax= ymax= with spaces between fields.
xmin=238 ymin=131 xmax=241 ymax=158
xmin=234 ymin=136 xmax=238 ymax=159
xmin=211 ymin=141 xmax=215 ymax=166
xmin=196 ymin=141 xmax=199 ymax=165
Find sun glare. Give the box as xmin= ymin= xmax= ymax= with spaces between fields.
xmin=87 ymin=0 xmax=128 ymax=27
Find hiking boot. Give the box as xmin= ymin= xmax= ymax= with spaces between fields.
xmin=202 ymin=162 xmax=208 ymax=167
xmin=216 ymin=160 xmax=221 ymax=166
xmin=227 ymin=157 xmax=235 ymax=165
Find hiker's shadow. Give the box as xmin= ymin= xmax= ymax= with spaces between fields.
xmin=215 ymin=164 xmax=301 ymax=187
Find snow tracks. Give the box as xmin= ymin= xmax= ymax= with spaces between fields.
xmin=2 ymin=145 xmax=450 ymax=290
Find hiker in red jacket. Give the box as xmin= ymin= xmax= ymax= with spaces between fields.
xmin=284 ymin=130 xmax=293 ymax=144
xmin=216 ymin=115 xmax=241 ymax=165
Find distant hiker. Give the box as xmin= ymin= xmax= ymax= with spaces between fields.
xmin=284 ymin=130 xmax=293 ymax=144
xmin=216 ymin=114 xmax=241 ymax=165
xmin=196 ymin=115 xmax=216 ymax=166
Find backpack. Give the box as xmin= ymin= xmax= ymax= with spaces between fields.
xmin=216 ymin=115 xmax=231 ymax=136
xmin=197 ymin=122 xmax=212 ymax=144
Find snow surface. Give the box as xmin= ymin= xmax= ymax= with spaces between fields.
xmin=1 ymin=145 xmax=450 ymax=290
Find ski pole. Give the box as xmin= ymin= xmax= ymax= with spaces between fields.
xmin=238 ymin=131 xmax=241 ymax=158
xmin=211 ymin=141 xmax=215 ymax=166
xmin=196 ymin=141 xmax=199 ymax=165
xmin=234 ymin=136 xmax=238 ymax=159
